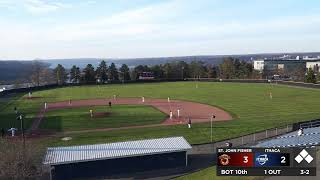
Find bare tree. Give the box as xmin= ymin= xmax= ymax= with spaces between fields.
xmin=30 ymin=61 xmax=53 ymax=86
xmin=30 ymin=61 xmax=42 ymax=86
xmin=0 ymin=140 xmax=47 ymax=179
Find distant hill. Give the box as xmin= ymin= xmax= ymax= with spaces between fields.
xmin=1 ymin=52 xmax=320 ymax=84
xmin=42 ymin=52 xmax=320 ymax=69
xmin=0 ymin=61 xmax=34 ymax=84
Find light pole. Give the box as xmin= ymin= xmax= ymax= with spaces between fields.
xmin=181 ymin=66 xmax=184 ymax=80
xmin=211 ymin=114 xmax=215 ymax=142
xmin=16 ymin=111 xmax=25 ymax=148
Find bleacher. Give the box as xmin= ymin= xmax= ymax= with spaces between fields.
xmin=255 ymin=126 xmax=320 ymax=148
xmin=299 ymin=120 xmax=320 ymax=129
xmin=278 ymin=126 xmax=320 ymax=138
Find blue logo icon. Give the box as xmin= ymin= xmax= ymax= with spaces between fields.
xmin=256 ymin=154 xmax=269 ymax=165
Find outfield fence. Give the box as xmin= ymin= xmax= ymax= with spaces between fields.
xmin=2 ymin=78 xmax=320 ymax=97
xmin=275 ymin=80 xmax=320 ymax=89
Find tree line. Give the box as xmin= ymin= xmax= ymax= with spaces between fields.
xmin=46 ymin=58 xmax=260 ymax=85
xmin=28 ymin=57 xmax=319 ymax=86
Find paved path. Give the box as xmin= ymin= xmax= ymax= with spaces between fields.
xmin=30 ymin=98 xmax=232 ymax=133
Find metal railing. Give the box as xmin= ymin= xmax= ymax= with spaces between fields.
xmin=300 ymin=120 xmax=320 ymax=129
xmin=191 ymin=124 xmax=293 ymax=154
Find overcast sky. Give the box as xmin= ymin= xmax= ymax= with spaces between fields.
xmin=0 ymin=0 xmax=320 ymax=60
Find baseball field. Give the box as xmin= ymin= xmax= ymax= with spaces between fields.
xmin=1 ymin=81 xmax=320 ymax=179
xmin=1 ymin=81 xmax=320 ymax=146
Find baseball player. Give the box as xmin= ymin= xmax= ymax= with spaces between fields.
xmin=44 ymin=102 xmax=47 ymax=109
xmin=169 ymin=110 xmax=173 ymax=119
xmin=90 ymin=109 xmax=93 ymax=117
xmin=167 ymin=97 xmax=170 ymax=103
xmin=177 ymin=108 xmax=180 ymax=118
xmin=188 ymin=117 xmax=192 ymax=128
xmin=142 ymin=96 xmax=145 ymax=103
xmin=8 ymin=128 xmax=17 ymax=137
xmin=269 ymin=92 xmax=273 ymax=99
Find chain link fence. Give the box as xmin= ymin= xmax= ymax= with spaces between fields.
xmin=191 ymin=124 xmax=293 ymax=154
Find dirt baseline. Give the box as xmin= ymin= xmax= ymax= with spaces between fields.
xmin=30 ymin=98 xmax=232 ymax=132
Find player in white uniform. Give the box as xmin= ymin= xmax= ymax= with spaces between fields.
xmin=8 ymin=128 xmax=17 ymax=137
xmin=90 ymin=109 xmax=93 ymax=117
xmin=187 ymin=117 xmax=192 ymax=128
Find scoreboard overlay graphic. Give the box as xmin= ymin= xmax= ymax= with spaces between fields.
xmin=217 ymin=148 xmax=317 ymax=176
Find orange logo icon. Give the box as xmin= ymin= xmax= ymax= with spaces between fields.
xmin=219 ymin=154 xmax=231 ymax=165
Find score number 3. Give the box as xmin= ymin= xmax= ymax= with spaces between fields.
xmin=243 ymin=156 xmax=249 ymax=163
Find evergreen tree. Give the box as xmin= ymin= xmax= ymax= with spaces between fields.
xmin=108 ymin=63 xmax=119 ymax=80
xmin=96 ymin=60 xmax=108 ymax=83
xmin=82 ymin=64 xmax=96 ymax=83
xmin=119 ymin=64 xmax=131 ymax=81
xmin=53 ymin=64 xmax=67 ymax=85
xmin=163 ymin=63 xmax=173 ymax=79
xmin=305 ymin=68 xmax=316 ymax=83
xmin=150 ymin=65 xmax=164 ymax=79
xmin=70 ymin=65 xmax=81 ymax=83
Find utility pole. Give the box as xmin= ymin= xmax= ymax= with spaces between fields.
xmin=181 ymin=66 xmax=184 ymax=80
xmin=17 ymin=113 xmax=25 ymax=148
xmin=211 ymin=114 xmax=215 ymax=142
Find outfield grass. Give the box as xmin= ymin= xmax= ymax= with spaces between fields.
xmin=40 ymin=105 xmax=167 ymax=131
xmin=1 ymin=82 xmax=320 ymax=145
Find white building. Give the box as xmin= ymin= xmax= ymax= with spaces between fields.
xmin=253 ymin=59 xmax=320 ymax=73
xmin=253 ymin=60 xmax=265 ymax=72
xmin=303 ymin=56 xmax=320 ymax=60
xmin=306 ymin=61 xmax=320 ymax=72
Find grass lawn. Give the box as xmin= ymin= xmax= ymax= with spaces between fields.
xmin=0 ymin=93 xmax=41 ymax=129
xmin=1 ymin=82 xmax=320 ymax=145
xmin=40 ymin=105 xmax=167 ymax=131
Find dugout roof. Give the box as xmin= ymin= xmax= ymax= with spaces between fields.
xmin=43 ymin=136 xmax=192 ymax=165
